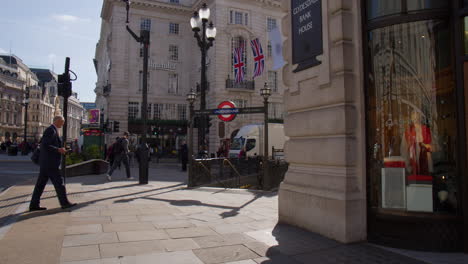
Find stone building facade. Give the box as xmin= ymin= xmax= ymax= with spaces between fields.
xmin=0 ymin=56 xmax=86 ymax=145
xmin=95 ymin=0 xmax=285 ymax=153
xmin=0 ymin=55 xmax=38 ymax=143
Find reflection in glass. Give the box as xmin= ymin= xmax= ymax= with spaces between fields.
xmin=465 ymin=17 xmax=468 ymax=54
xmin=367 ymin=20 xmax=458 ymax=214
xmin=367 ymin=0 xmax=449 ymax=20
xmin=406 ymin=0 xmax=448 ymax=11
xmin=367 ymin=0 xmax=402 ymax=20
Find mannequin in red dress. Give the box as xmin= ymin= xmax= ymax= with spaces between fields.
xmin=401 ymin=111 xmax=433 ymax=178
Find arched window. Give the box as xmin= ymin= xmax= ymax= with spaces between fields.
xmin=231 ymin=36 xmax=248 ymax=79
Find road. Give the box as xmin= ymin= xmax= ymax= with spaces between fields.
xmin=0 ymin=161 xmax=38 ymax=193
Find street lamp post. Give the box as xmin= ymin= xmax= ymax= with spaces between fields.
xmin=190 ymin=3 xmax=216 ymax=151
xmin=186 ymin=89 xmax=197 ymax=187
xmin=22 ymin=86 xmax=30 ymax=155
xmin=122 ymin=0 xmax=149 ymax=184
xmin=260 ymin=82 xmax=271 ymax=189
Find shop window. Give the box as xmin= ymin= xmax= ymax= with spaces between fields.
xmin=367 ymin=0 xmax=448 ymax=20
xmin=367 ymin=20 xmax=458 ymax=214
xmin=406 ymin=0 xmax=448 ymax=11
xmin=464 ymin=17 xmax=468 ymax=54
xmin=367 ymin=0 xmax=402 ymax=20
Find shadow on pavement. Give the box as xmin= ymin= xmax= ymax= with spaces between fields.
xmin=0 ymin=183 xmax=187 ymax=228
xmin=257 ymin=224 xmax=428 ymax=264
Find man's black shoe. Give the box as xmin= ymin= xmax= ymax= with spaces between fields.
xmin=29 ymin=206 xmax=47 ymax=212
xmin=61 ymin=203 xmax=77 ymax=210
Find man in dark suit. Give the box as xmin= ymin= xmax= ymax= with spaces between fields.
xmin=29 ymin=116 xmax=77 ymax=211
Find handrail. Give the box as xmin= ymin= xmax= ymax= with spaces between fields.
xmin=222 ymin=159 xmax=242 ymax=187
xmin=196 ymin=160 xmax=228 ymax=189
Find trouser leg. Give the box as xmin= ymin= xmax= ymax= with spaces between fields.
xmin=30 ymin=169 xmax=49 ymax=207
xmin=108 ymin=155 xmax=122 ymax=176
xmin=48 ymin=168 xmax=69 ymax=206
xmin=122 ymin=155 xmax=131 ymax=178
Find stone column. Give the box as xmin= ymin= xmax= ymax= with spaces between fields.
xmin=279 ymin=0 xmax=367 ymax=243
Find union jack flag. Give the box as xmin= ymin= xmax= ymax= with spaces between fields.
xmin=233 ymin=46 xmax=245 ymax=83
xmin=250 ymin=38 xmax=264 ymax=78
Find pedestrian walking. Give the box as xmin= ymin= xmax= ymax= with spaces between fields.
xmin=179 ymin=141 xmax=188 ymax=171
xmin=29 ymin=115 xmax=77 ymax=211
xmin=107 ymin=132 xmax=132 ymax=181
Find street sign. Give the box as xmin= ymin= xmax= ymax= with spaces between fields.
xmin=291 ymin=0 xmax=323 ymax=72
xmin=238 ymin=107 xmax=265 ymax=114
xmin=193 ymin=105 xmax=265 ymax=118
xmin=217 ymin=101 xmax=237 ymax=122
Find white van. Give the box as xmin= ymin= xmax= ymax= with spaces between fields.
xmin=229 ymin=123 xmax=287 ymax=158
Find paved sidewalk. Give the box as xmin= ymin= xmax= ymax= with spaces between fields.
xmin=0 ymin=153 xmax=33 ymax=162
xmin=0 ymin=164 xmax=466 ymax=264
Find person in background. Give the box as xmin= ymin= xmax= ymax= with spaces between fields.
xmin=180 ymin=141 xmax=188 ymax=171
xmin=107 ymin=132 xmax=132 ymax=181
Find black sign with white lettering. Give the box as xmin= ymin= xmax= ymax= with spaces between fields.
xmin=291 ymin=0 xmax=323 ymax=72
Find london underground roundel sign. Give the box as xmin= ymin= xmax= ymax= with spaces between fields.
xmin=216 ymin=101 xmax=237 ymax=122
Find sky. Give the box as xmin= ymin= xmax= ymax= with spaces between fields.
xmin=0 ymin=0 xmax=103 ymax=102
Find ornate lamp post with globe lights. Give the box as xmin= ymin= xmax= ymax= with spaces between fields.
xmin=260 ymin=82 xmax=271 ymax=186
xmin=190 ymin=3 xmax=217 ymax=150
xmin=21 ymin=86 xmax=30 ymax=155
xmin=186 ymin=89 xmax=197 ymax=187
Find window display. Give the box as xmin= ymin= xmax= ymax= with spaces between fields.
xmin=367 ymin=19 xmax=458 ymax=214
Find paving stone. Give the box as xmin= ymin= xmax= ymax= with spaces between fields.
xmin=99 ymin=240 xmax=165 ymax=258
xmin=62 ymin=258 xmax=120 ymax=264
xmin=246 ymin=220 xmax=278 ymax=230
xmin=117 ymin=230 xmax=169 ymax=242
xmin=165 ymin=226 xmax=218 ymax=238
xmin=71 ymin=211 xmax=101 ymax=218
xmin=120 ymin=250 xmax=204 ymax=264
xmin=211 ymin=223 xmax=253 ymax=234
xmin=160 ymin=238 xmax=200 ymax=252
xmin=245 ymin=229 xmax=278 ymax=247
xmin=138 ymin=207 xmax=182 ymax=215
xmin=193 ymin=233 xmax=255 ymax=248
xmin=102 ymin=222 xmax=155 ymax=232
xmin=60 ymin=245 xmax=100 ymax=262
xmin=225 ymin=260 xmax=257 ymax=264
xmin=63 ymin=233 xmax=118 ymax=247
xmin=193 ymin=244 xmax=260 ymax=264
xmin=138 ymin=214 xmax=182 ymax=222
xmin=244 ymin=241 xmax=281 ymax=257
xmin=222 ymin=215 xmax=256 ymax=224
xmin=100 ymin=209 xmax=140 ymax=216
xmin=66 ymin=225 xmax=103 ymax=235
xmin=254 ymin=255 xmax=302 ymax=264
xmin=153 ymin=219 xmax=194 ymax=229
xmin=70 ymin=216 xmax=112 ymax=225
xmin=110 ymin=215 xmax=138 ymax=223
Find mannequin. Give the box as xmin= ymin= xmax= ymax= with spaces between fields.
xmin=401 ymin=111 xmax=433 ymax=177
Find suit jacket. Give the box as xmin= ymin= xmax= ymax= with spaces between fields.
xmin=39 ymin=125 xmax=62 ymax=169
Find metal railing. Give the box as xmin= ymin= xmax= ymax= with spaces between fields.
xmin=190 ymin=157 xmax=261 ymax=188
